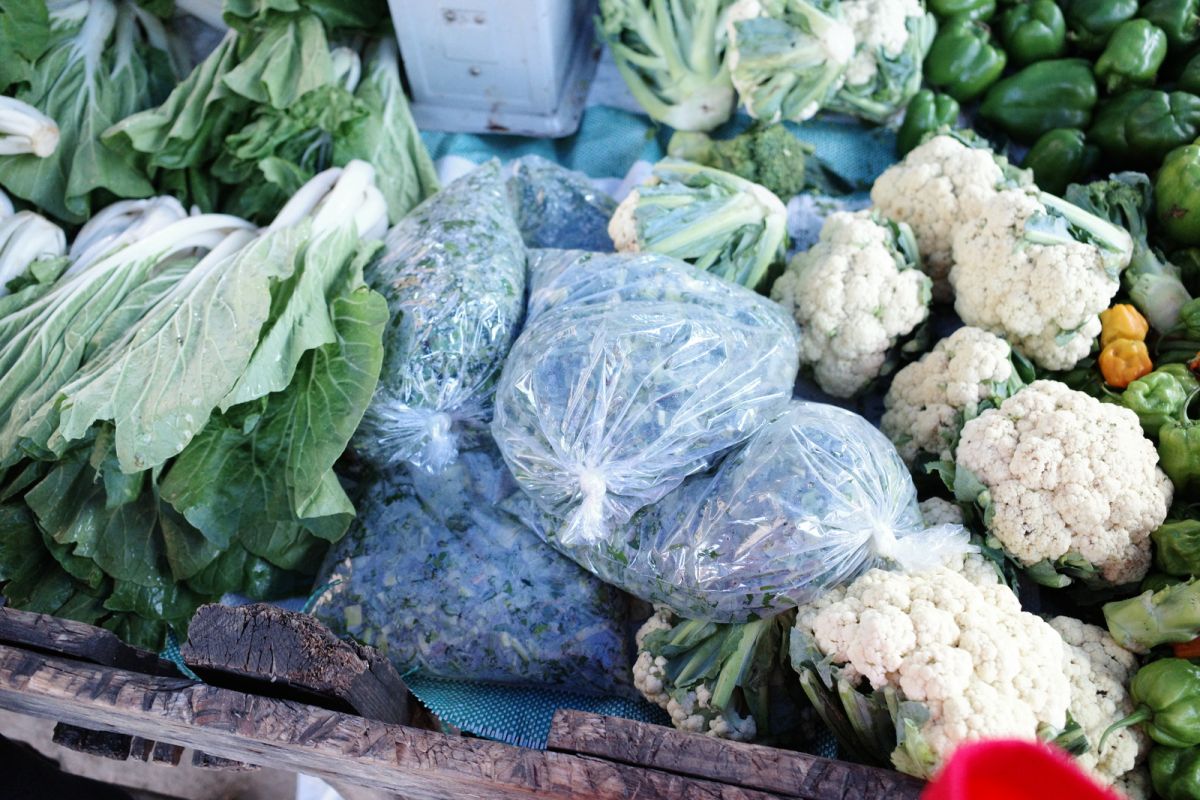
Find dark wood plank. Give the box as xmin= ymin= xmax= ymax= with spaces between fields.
xmin=149 ymin=740 xmax=184 ymax=765
xmin=0 ymin=644 xmax=793 ymax=800
xmin=181 ymin=603 xmax=409 ymax=724
xmin=0 ymin=606 xmax=177 ymax=675
xmin=546 ymin=710 xmax=925 ymax=800
xmin=192 ymin=751 xmax=261 ymax=771
xmin=51 ymin=723 xmax=132 ymax=760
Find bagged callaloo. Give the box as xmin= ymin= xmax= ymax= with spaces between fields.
xmin=356 ymin=160 xmax=527 ymax=474
xmin=543 ymin=400 xmax=970 ymax=622
xmin=312 ymin=440 xmax=632 ymax=693
xmin=492 ymin=247 xmax=800 ymax=558
xmin=506 ymin=155 xmax=616 ymax=252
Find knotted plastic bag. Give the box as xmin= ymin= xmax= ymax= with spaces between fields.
xmin=355 ymin=160 xmax=527 ymax=473
xmin=491 ymin=248 xmax=801 ymax=549
xmin=516 ymin=400 xmax=971 ymax=622
xmin=311 ymin=439 xmax=633 ymax=693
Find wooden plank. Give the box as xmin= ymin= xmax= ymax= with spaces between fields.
xmin=0 ymin=606 xmax=177 ymax=675
xmin=150 ymin=740 xmax=185 ymax=765
xmin=546 ymin=710 xmax=925 ymax=800
xmin=0 ymin=644 xmax=793 ymax=800
xmin=180 ymin=603 xmax=409 ymax=724
xmin=51 ymin=723 xmax=132 ymax=760
xmin=192 ymin=751 xmax=261 ymax=771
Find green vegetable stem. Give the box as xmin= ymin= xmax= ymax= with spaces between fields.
xmin=1090 ymin=90 xmax=1200 ymax=166
xmin=1102 ymin=659 xmax=1200 ymax=749
xmin=1121 ymin=365 xmax=1200 ymax=436
xmin=1158 ymin=143 xmax=1200 ymax=246
xmin=1104 ymin=576 xmax=1200 ymax=651
xmin=1154 ymin=520 xmax=1200 ymax=576
xmin=1151 ymin=745 xmax=1200 ymax=800
xmin=1094 ymin=20 xmax=1169 ymax=94
xmin=979 ymin=59 xmax=1097 ymax=142
xmin=1063 ymin=0 xmax=1140 ymax=52
xmin=1021 ymin=128 xmax=1096 ymax=195
xmin=1139 ymin=0 xmax=1200 ymax=52
xmin=996 ymin=0 xmax=1066 ymax=66
xmin=923 ymin=15 xmax=1007 ymax=102
xmin=896 ymin=89 xmax=960 ymax=156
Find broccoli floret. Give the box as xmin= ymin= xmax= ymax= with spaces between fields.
xmin=668 ymin=125 xmax=811 ymax=201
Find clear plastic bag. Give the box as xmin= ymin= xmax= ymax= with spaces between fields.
xmin=311 ymin=440 xmax=633 ymax=694
xmin=506 ymin=155 xmax=616 ymax=252
xmin=515 ymin=400 xmax=971 ymax=623
xmin=491 ymin=249 xmax=801 ymax=548
xmin=355 ymin=160 xmax=527 ymax=474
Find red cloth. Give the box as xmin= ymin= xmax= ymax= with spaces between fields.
xmin=921 ymin=740 xmax=1124 ymax=800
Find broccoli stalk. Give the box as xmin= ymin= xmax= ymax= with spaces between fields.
xmin=598 ymin=0 xmax=736 ymax=131
xmin=1065 ymin=173 xmax=1192 ymax=332
xmin=1103 ymin=577 xmax=1200 ymax=652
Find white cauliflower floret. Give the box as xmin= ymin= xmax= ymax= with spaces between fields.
xmin=771 ymin=210 xmax=931 ymax=397
xmin=950 ymin=189 xmax=1131 ymax=370
xmin=608 ymin=187 xmax=640 ymax=253
xmin=871 ymin=134 xmax=1020 ymax=300
xmin=883 ymin=327 xmax=1019 ymax=463
xmin=919 ymin=497 xmax=963 ymax=527
xmin=956 ymin=380 xmax=1172 ymax=585
xmin=1049 ymin=616 xmax=1149 ymax=793
xmin=839 ymin=0 xmax=925 ymax=87
xmin=796 ymin=554 xmax=1071 ymax=777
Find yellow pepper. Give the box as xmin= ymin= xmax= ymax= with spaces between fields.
xmin=1100 ymin=303 xmax=1149 ymax=348
xmin=1100 ymin=338 xmax=1153 ymax=388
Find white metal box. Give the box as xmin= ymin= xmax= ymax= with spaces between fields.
xmin=388 ymin=0 xmax=600 ymax=137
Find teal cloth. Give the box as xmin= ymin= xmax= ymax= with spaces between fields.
xmin=421 ymin=105 xmax=898 ymax=189
xmin=404 ymin=674 xmax=669 ymax=749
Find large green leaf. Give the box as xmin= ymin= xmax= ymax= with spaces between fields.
xmin=222 ymin=15 xmax=332 ymax=109
xmin=222 ymin=0 xmax=389 ymax=34
xmin=161 ymin=282 xmax=387 ymax=554
xmin=0 ymin=2 xmax=170 ymax=223
xmin=332 ymin=37 xmax=439 ymax=224
xmin=0 ymin=0 xmax=51 ymax=92
xmin=50 ymin=226 xmax=308 ymax=473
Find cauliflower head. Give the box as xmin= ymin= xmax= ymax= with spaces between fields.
xmin=950 ymin=190 xmax=1130 ymax=371
xmin=794 ymin=553 xmax=1071 ymax=778
xmin=870 ymin=134 xmax=1024 ymax=300
xmin=828 ymin=0 xmax=933 ymax=124
xmin=882 ymin=327 xmax=1024 ymax=463
xmin=1049 ymin=616 xmax=1149 ymax=795
xmin=956 ymin=380 xmax=1172 ymax=586
xmin=771 ymin=210 xmax=931 ymax=397
xmin=919 ymin=497 xmax=963 ymax=527
xmin=840 ymin=0 xmax=925 ymax=88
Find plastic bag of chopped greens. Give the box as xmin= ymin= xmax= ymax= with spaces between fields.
xmin=355 ymin=160 xmax=527 ymax=474
xmin=491 ymin=248 xmax=800 ymax=552
xmin=311 ymin=439 xmax=633 ymax=693
xmin=506 ymin=155 xmax=616 ymax=252
xmin=520 ymin=401 xmax=972 ymax=623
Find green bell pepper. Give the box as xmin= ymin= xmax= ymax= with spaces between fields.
xmin=1121 ymin=363 xmax=1200 ymax=435
xmin=1064 ymin=0 xmax=1140 ymax=52
xmin=1154 ymin=520 xmax=1200 ymax=576
xmin=928 ymin=0 xmax=995 ymax=21
xmin=1095 ymin=20 xmax=1169 ymax=93
xmin=1181 ymin=53 xmax=1200 ymax=96
xmin=924 ymin=16 xmax=1007 ymax=102
xmin=1152 ymin=746 xmax=1200 ymax=800
xmin=978 ymin=59 xmax=1097 ymax=142
xmin=1103 ymin=659 xmax=1200 ymax=748
xmin=896 ymin=90 xmax=960 ymax=156
xmin=1140 ymin=0 xmax=1200 ymax=51
xmin=1021 ymin=128 xmax=1097 ymax=195
xmin=1105 ymin=577 xmax=1200 ymax=650
xmin=1158 ymin=143 xmax=1200 ymax=246
xmin=997 ymin=0 xmax=1066 ymax=65
xmin=1158 ymin=400 xmax=1200 ymax=491
xmin=1091 ymin=90 xmax=1200 ymax=166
